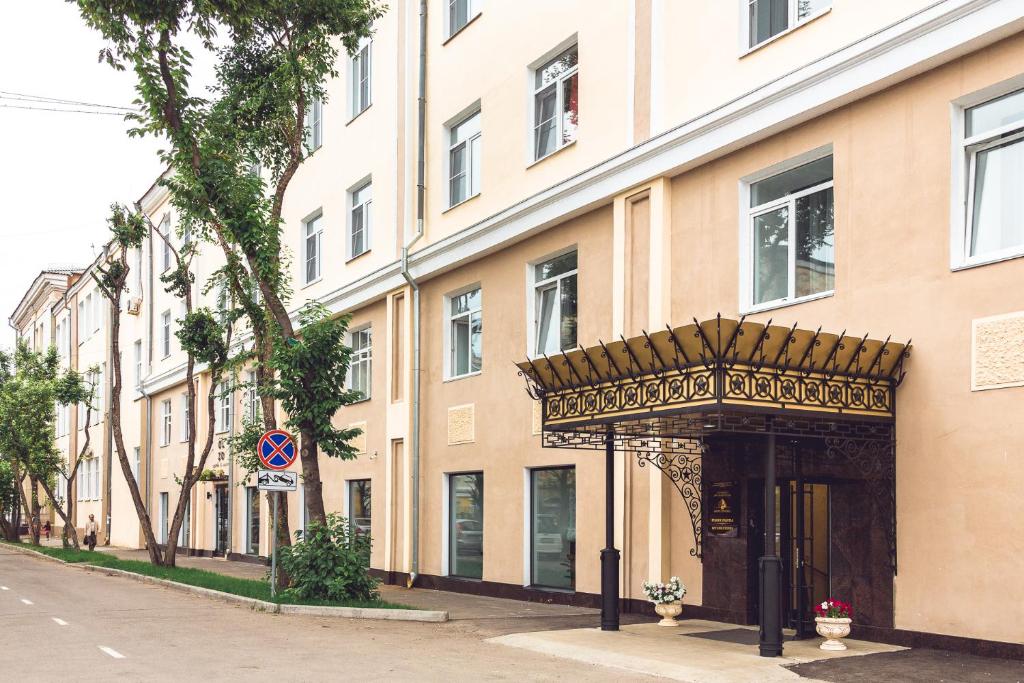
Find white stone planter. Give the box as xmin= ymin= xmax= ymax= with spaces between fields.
xmin=654 ymin=601 xmax=682 ymax=626
xmin=815 ymin=616 xmax=852 ymax=650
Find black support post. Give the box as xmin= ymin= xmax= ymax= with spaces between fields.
xmin=600 ymin=430 xmax=620 ymax=631
xmin=759 ymin=432 xmax=783 ymax=656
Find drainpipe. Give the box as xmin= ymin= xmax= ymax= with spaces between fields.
xmin=103 ymin=244 xmax=115 ymax=545
xmin=399 ymin=0 xmax=427 ymax=588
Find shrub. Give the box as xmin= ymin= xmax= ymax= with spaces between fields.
xmin=278 ymin=513 xmax=379 ymax=602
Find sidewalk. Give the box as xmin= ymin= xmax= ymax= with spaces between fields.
xmin=36 ymin=539 xmax=601 ymax=625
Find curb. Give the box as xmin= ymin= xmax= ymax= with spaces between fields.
xmin=1 ymin=543 xmax=448 ymax=622
xmin=278 ymin=603 xmax=448 ymax=622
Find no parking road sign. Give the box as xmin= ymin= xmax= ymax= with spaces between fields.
xmin=258 ymin=429 xmax=297 ymax=471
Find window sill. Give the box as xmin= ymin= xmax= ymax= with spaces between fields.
xmin=300 ymin=276 xmax=323 ymax=290
xmin=443 ymin=192 xmax=481 ymax=214
xmin=444 ymin=370 xmax=481 ymax=384
xmin=346 ymin=103 xmax=373 ymax=127
xmin=527 ymin=139 xmax=577 ymax=169
xmin=349 ymin=395 xmax=372 ymax=405
xmin=951 ymin=249 xmax=1024 ymax=272
xmin=526 ymin=585 xmax=575 ymax=594
xmin=442 ymin=12 xmax=482 ymax=45
xmin=741 ymin=290 xmax=834 ymax=315
xmin=346 ymin=249 xmax=372 ymax=265
xmin=740 ymin=7 xmax=831 ymax=58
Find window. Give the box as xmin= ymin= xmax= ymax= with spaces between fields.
xmin=746 ymin=154 xmax=834 ymax=309
xmin=94 ymin=364 xmax=104 ymax=423
xmin=134 ymin=340 xmax=143 ymax=386
xmin=76 ymin=461 xmax=84 ymax=501
xmin=246 ymin=370 xmax=260 ymax=423
xmin=530 ymin=467 xmax=575 ymax=589
xmin=159 ymin=492 xmax=169 ymax=543
xmin=160 ymin=215 xmax=172 ymax=272
xmin=84 ymin=294 xmax=93 ymax=339
xmin=532 ymin=250 xmax=578 ymax=356
xmin=448 ymin=110 xmax=481 ymax=207
xmin=215 ymin=383 xmax=232 ymax=434
xmin=304 ymin=96 xmax=323 ymax=152
xmin=180 ymin=393 xmax=190 ymax=442
xmin=246 ymin=486 xmax=260 ymax=555
xmin=160 ymin=399 xmax=172 ymax=447
xmin=161 ymin=310 xmax=172 ymax=358
xmin=449 ymin=472 xmax=483 ymax=579
xmin=303 ymin=213 xmax=322 ymax=284
xmin=960 ymin=88 xmax=1024 ymax=264
xmin=447 ymin=0 xmax=480 ymax=37
xmin=132 ymin=447 xmax=141 ymax=482
xmin=92 ymin=291 xmax=101 ymax=333
xmin=448 ymin=287 xmax=482 ymax=378
xmin=533 ymin=44 xmax=578 ymax=161
xmin=349 ymin=181 xmax=372 ymax=259
xmin=348 ymin=327 xmax=372 ymax=400
xmin=92 ymin=456 xmax=101 ymax=500
xmin=747 ymin=0 xmax=830 ymax=49
xmin=348 ymin=479 xmax=371 ymax=538
xmin=178 ymin=498 xmax=191 ymax=548
xmin=351 ymin=40 xmax=371 ymax=118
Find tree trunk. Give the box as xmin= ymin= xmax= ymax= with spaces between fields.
xmin=299 ymin=427 xmax=325 ymax=525
xmin=28 ymin=475 xmax=41 ymax=545
xmin=101 ymin=264 xmax=164 ymax=566
xmin=38 ymin=478 xmax=79 ymax=550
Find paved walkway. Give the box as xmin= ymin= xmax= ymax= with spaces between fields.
xmin=40 ymin=540 xmax=603 ymax=624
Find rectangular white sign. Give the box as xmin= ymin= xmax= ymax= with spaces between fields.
xmin=257 ymin=470 xmax=298 ymax=492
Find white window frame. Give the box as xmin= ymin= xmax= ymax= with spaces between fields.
xmin=950 ymin=77 xmax=1024 ymax=270
xmin=738 ymin=145 xmax=835 ymax=314
xmin=92 ymin=291 xmax=101 ymax=333
xmin=446 ymin=106 xmax=482 ymax=209
xmin=180 ymin=393 xmax=191 ymax=442
xmin=348 ymin=179 xmax=372 ymax=260
xmin=134 ymin=340 xmax=143 ymax=387
xmin=302 ymin=210 xmax=323 ymax=286
xmin=160 ymin=399 xmax=172 ymax=447
xmin=529 ymin=39 xmax=579 ymax=163
xmin=160 ymin=214 xmax=172 ymax=273
xmin=444 ymin=284 xmax=482 ymax=380
xmin=350 ymin=39 xmax=372 ymax=119
xmin=215 ymin=383 xmax=232 ymax=434
xmin=740 ymin=0 xmax=831 ymax=54
xmin=161 ymin=310 xmax=172 ymax=358
xmin=348 ymin=325 xmax=372 ymax=401
xmin=446 ymin=0 xmax=481 ymax=39
xmin=246 ymin=370 xmax=259 ymax=423
xmin=526 ymin=247 xmax=578 ymax=359
xmin=94 ymin=364 xmax=104 ymax=424
xmin=304 ymin=95 xmax=323 ymax=152
xmin=132 ymin=446 xmax=141 ymax=482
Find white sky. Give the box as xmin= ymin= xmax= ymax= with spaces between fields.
xmin=0 ymin=2 xmax=195 ymax=347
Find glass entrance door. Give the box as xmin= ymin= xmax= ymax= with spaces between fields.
xmin=214 ymin=486 xmax=229 ymax=555
xmin=776 ymin=481 xmax=830 ymax=636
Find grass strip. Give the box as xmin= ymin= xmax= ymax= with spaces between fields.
xmin=2 ymin=541 xmax=408 ymax=609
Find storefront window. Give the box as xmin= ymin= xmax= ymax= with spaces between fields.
xmin=449 ymin=472 xmax=483 ymax=579
xmin=531 ymin=467 xmax=575 ymax=589
xmin=348 ymin=479 xmax=371 ymax=536
xmin=246 ymin=486 xmax=260 ymax=555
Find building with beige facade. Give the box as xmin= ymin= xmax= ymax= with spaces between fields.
xmin=11 ymin=0 xmax=1024 ymax=659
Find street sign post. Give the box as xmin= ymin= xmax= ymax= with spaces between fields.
xmin=256 ymin=429 xmax=297 ymax=598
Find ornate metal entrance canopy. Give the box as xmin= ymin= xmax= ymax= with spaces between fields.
xmin=517 ymin=314 xmax=911 ymax=563
xmin=518 ymin=314 xmax=911 ymax=437
xmin=518 ymin=315 xmax=911 ymax=648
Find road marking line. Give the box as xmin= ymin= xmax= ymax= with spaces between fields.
xmin=52 ymin=617 xmax=68 ymax=626
xmin=98 ymin=646 xmax=125 ymax=659
xmin=20 ymin=598 xmax=33 ymax=605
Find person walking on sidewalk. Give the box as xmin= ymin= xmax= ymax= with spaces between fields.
xmin=84 ymin=515 xmax=98 ymax=551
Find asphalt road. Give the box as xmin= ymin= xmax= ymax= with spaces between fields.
xmin=0 ymin=546 xmax=650 ymax=682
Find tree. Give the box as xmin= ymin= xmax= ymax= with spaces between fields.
xmin=74 ymin=0 xmax=385 ymax=530
xmin=0 ymin=343 xmax=87 ymax=546
xmin=94 ymin=205 xmax=235 ymax=566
